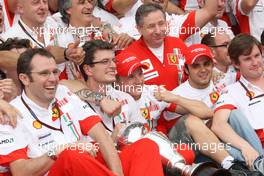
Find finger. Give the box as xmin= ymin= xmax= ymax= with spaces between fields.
xmin=69 ymin=39 xmax=80 ymax=49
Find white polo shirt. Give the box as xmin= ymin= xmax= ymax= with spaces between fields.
xmin=119 ymin=11 xmax=196 ymax=40
xmin=88 ymin=85 xmax=145 ymax=133
xmin=135 ymin=85 xmax=177 ymax=130
xmin=8 ymin=85 xmax=101 ymax=157
xmin=185 ymin=19 xmax=234 ymax=46
xmin=214 ymin=76 xmax=264 ymax=129
xmin=2 ymin=18 xmax=59 ymax=48
xmin=235 ymin=0 xmax=264 ymax=40
xmin=163 ymin=80 xmax=219 ymax=120
xmin=212 ymin=66 xmax=239 ymax=93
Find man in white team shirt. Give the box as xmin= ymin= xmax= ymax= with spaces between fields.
xmin=115 ymin=51 xmax=212 ymax=133
xmin=0 ymin=48 xmax=164 ymax=176
xmin=201 ymin=31 xmax=240 ymax=92
xmin=166 ymin=44 xmax=261 ymax=175
xmin=212 ymin=34 xmax=264 ymax=174
xmin=78 ymin=40 xmax=145 ymax=140
xmin=185 ymin=0 xmax=234 ymax=46
xmin=118 ymin=0 xmax=220 ymax=40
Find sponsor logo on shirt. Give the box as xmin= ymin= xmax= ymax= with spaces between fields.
xmin=141 ymin=59 xmax=154 ymax=73
xmin=167 ymin=53 xmax=179 ymax=65
xmin=33 ymin=120 xmax=42 ymax=129
xmin=209 ymin=91 xmax=220 ymax=104
xmin=0 ymin=138 xmax=14 ymax=145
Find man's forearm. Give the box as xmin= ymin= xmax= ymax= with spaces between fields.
xmin=10 ymin=154 xmax=54 ymax=176
xmin=0 ymin=51 xmax=19 ymax=70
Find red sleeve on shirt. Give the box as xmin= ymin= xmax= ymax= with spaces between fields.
xmin=214 ymin=104 xmax=237 ymax=113
xmin=79 ymin=115 xmax=102 ymax=135
xmin=0 ymin=147 xmax=28 ymax=166
xmin=179 ymin=11 xmax=196 ymax=41
xmin=165 ymin=103 xmax=177 ymax=112
xmin=105 ymin=0 xmax=117 ymax=13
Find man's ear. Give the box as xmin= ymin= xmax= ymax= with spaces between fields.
xmin=233 ymin=60 xmax=240 ymax=70
xmin=18 ymin=73 xmax=30 ymax=87
xmin=83 ymin=64 xmax=93 ymax=77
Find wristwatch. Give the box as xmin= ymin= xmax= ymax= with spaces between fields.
xmin=47 ymin=149 xmax=57 ymax=160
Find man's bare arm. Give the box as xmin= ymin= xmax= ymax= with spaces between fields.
xmin=10 ymin=155 xmax=54 ymax=176
xmin=88 ymin=123 xmax=124 ymax=176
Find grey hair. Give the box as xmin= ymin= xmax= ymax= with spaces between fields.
xmin=135 ymin=3 xmax=166 ymax=27
xmin=59 ymin=0 xmax=72 ymax=24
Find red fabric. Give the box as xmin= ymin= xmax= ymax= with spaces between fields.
xmin=236 ymin=71 xmax=241 ymax=81
xmin=59 ymin=66 xmax=68 ymax=80
xmin=121 ymin=36 xmax=187 ymax=91
xmin=0 ymin=173 xmax=11 ymax=176
xmin=255 ymin=129 xmax=264 ymax=148
xmin=0 ymin=148 xmax=28 ymax=165
xmin=179 ymin=11 xmax=196 ymax=41
xmin=175 ymin=143 xmax=195 ymax=165
xmin=214 ymin=104 xmax=237 ymax=113
xmin=3 ymin=0 xmax=14 ymax=27
xmin=156 ymin=113 xmax=179 ymax=135
xmin=48 ymin=138 xmax=164 ymax=176
xmin=166 ymin=103 xmax=177 ymax=112
xmin=235 ymin=0 xmax=250 ymax=34
xmin=179 ymin=0 xmax=187 ymax=10
xmin=105 ymin=0 xmax=117 ymax=13
xmin=79 ymin=115 xmax=102 ymax=135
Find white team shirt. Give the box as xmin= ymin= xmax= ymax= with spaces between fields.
xmin=93 ymin=6 xmax=120 ymax=26
xmin=2 ymin=17 xmax=59 ymax=47
xmin=185 ymin=19 xmax=234 ymax=46
xmin=178 ymin=0 xmax=199 ymax=11
xmin=135 ymin=85 xmax=176 ymax=130
xmin=163 ymin=80 xmax=219 ymax=120
xmin=9 ymin=85 xmax=101 ymax=157
xmin=0 ymin=120 xmax=29 ymax=173
xmin=119 ymin=12 xmax=192 ymax=40
xmin=214 ymin=76 xmax=264 ymax=129
xmin=212 ymin=66 xmax=239 ymax=93
xmin=89 ymin=85 xmax=145 ymax=133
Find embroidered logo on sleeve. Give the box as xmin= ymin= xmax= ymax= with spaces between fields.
xmin=209 ymin=91 xmax=220 ymax=104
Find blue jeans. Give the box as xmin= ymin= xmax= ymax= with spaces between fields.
xmin=226 ymin=110 xmax=263 ymax=161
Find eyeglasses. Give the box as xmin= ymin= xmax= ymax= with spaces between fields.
xmin=29 ymin=69 xmax=61 ymax=78
xmin=89 ymin=58 xmax=117 ymax=66
xmin=209 ymin=43 xmax=229 ymax=48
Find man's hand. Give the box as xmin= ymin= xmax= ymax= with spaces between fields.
xmin=0 ymin=78 xmax=18 ymax=102
xmin=66 ymin=40 xmax=85 ymax=65
xmin=112 ymin=33 xmax=134 ymax=49
xmin=154 ymin=86 xmax=177 ymax=102
xmin=241 ymin=144 xmax=259 ymax=169
xmin=100 ymin=98 xmax=122 ymax=117
xmin=0 ymin=99 xmax=21 ymax=127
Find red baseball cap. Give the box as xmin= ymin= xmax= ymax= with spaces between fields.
xmin=184 ymin=44 xmax=213 ymax=65
xmin=116 ymin=52 xmax=148 ymax=77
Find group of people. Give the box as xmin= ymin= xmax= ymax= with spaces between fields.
xmin=0 ymin=0 xmax=264 ymax=176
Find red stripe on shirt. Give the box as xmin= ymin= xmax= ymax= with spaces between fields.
xmin=179 ymin=11 xmax=196 ymax=41
xmin=79 ymin=115 xmax=102 ymax=135
xmin=166 ymin=103 xmax=177 ymax=112
xmin=0 ymin=147 xmax=28 ymax=166
xmin=214 ymin=104 xmax=237 ymax=113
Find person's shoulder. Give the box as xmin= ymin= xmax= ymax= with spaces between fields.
xmin=1 ymin=23 xmax=21 ymax=40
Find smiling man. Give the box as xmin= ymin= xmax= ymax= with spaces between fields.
xmin=212 ymin=33 xmax=264 ymax=174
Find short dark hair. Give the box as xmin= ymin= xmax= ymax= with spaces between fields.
xmin=80 ymin=40 xmax=114 ymax=81
xmin=59 ymin=0 xmax=72 ymax=24
xmin=0 ymin=38 xmax=31 ymax=51
xmin=17 ymin=48 xmax=55 ymax=88
xmin=228 ymin=33 xmax=262 ymax=64
xmin=135 ymin=3 xmax=166 ymax=26
xmin=201 ymin=33 xmax=215 ymax=46
xmin=261 ymin=30 xmax=264 ymax=45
